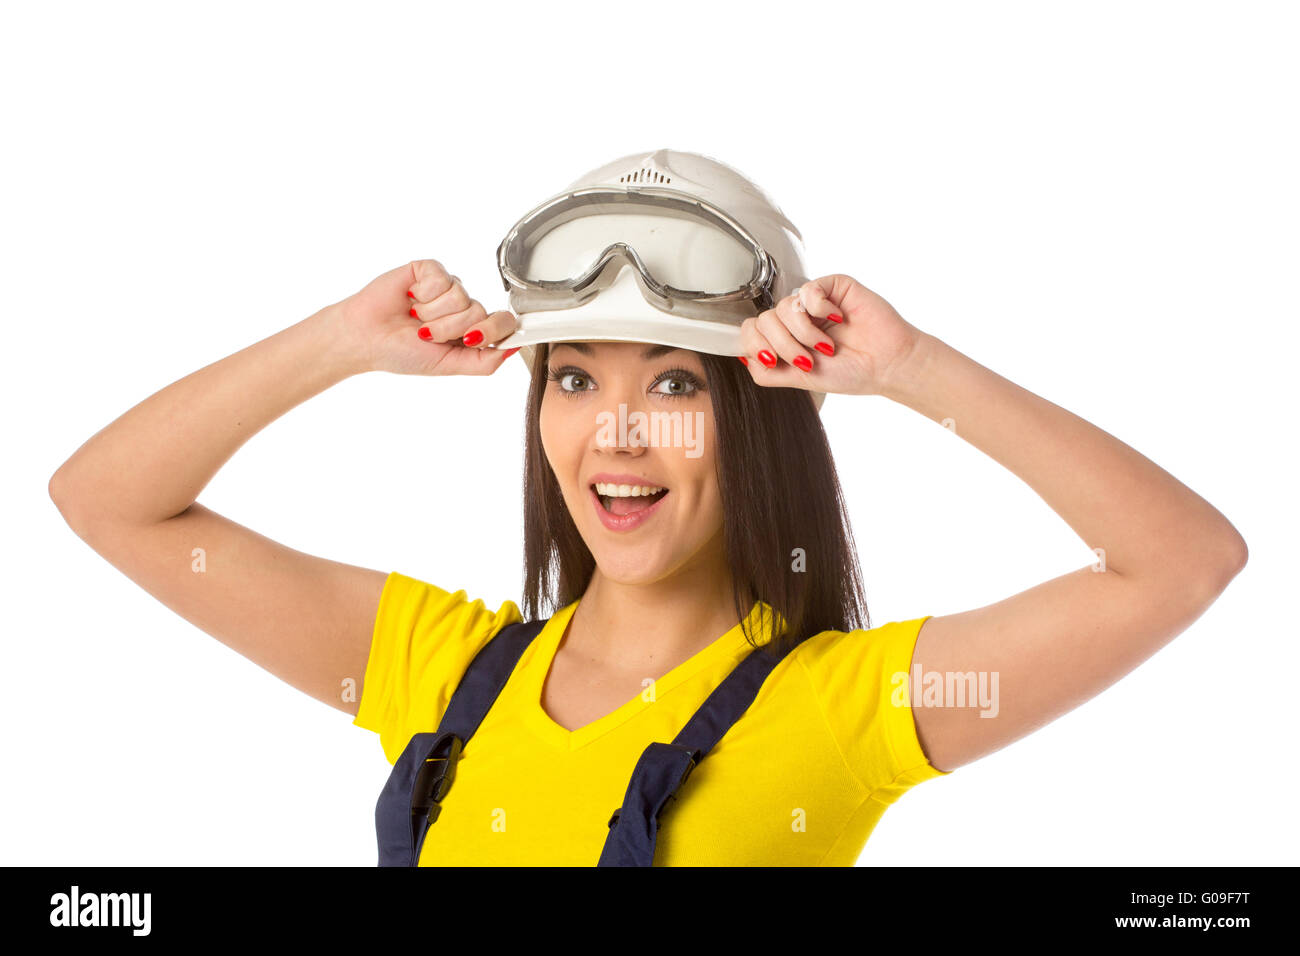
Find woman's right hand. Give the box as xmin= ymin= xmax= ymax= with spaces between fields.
xmin=328 ymin=259 xmax=521 ymax=376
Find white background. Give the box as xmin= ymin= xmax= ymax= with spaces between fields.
xmin=4 ymin=0 xmax=1295 ymax=866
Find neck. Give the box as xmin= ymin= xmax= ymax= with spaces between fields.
xmin=564 ymin=531 xmax=754 ymax=673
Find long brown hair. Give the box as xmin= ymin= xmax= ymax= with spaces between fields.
xmin=520 ymin=342 xmax=870 ymax=659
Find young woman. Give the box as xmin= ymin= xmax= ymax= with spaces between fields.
xmin=48 ymin=150 xmax=1247 ymax=866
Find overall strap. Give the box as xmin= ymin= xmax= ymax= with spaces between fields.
xmin=375 ymin=617 xmax=547 ymax=866
xmin=597 ymin=636 xmax=801 ymax=866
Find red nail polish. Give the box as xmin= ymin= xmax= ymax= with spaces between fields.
xmin=827 ymin=313 xmax=843 ymax=323
xmin=407 ymin=291 xmax=415 ymax=299
xmin=463 ymin=329 xmax=484 ymax=347
xmin=814 ymin=341 xmax=835 ymax=356
xmin=793 ymin=356 xmax=813 ymax=372
xmin=758 ymin=350 xmax=776 ymax=368
xmin=417 ymin=327 xmax=432 ymax=341
xmin=409 ymin=308 xmax=418 ymax=318
xmin=502 ymin=346 xmax=522 ymax=358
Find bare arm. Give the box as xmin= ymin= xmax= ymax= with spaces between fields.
xmin=48 ymin=306 xmax=387 ymax=714
xmin=48 ymin=259 xmax=520 ymax=715
xmin=738 ymin=275 xmax=1247 ymax=774
xmin=882 ymin=333 xmax=1248 ymax=771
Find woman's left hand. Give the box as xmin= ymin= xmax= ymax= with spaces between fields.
xmin=737 ymin=274 xmax=925 ymax=397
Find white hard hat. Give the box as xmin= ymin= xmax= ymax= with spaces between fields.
xmin=494 ymin=148 xmax=826 ymax=412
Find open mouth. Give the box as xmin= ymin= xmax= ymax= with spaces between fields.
xmin=591 ymin=482 xmax=670 ymax=517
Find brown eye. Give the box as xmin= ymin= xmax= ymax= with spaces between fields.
xmin=651 ymin=368 xmax=704 ymax=399
xmin=546 ymin=366 xmax=592 ymax=398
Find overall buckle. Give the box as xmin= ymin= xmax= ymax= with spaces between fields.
xmin=412 ymin=734 xmax=463 ymax=825
xmin=607 ymin=745 xmax=701 ymax=829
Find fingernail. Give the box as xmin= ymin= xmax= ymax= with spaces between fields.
xmin=409 ymin=308 xmax=418 ymax=318
xmin=827 ymin=313 xmax=843 ymax=323
xmin=407 ymin=291 xmax=415 ymax=299
xmin=502 ymin=346 xmax=522 ymax=358
xmin=463 ymin=329 xmax=484 ymax=347
xmin=417 ymin=327 xmax=432 ymax=341
xmin=814 ymin=341 xmax=835 ymax=356
xmin=793 ymin=356 xmax=813 ymax=372
xmin=738 ymin=356 xmax=749 ymax=366
xmin=758 ymin=350 xmax=776 ymax=368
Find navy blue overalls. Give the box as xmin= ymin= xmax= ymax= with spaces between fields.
xmin=374 ymin=616 xmax=800 ymax=866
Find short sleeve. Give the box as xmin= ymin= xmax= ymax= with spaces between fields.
xmin=796 ymin=615 xmax=952 ymax=802
xmin=352 ymin=571 xmax=523 ymax=764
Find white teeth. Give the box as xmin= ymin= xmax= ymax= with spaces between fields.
xmin=593 ymin=482 xmax=666 ymax=497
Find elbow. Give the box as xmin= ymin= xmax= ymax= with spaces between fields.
xmin=48 ymin=463 xmax=90 ymax=533
xmin=1223 ymin=531 xmax=1248 ymax=580
xmin=1136 ymin=532 xmax=1247 ymax=605
xmin=1204 ymin=530 xmax=1248 ymax=596
xmin=48 ymin=464 xmax=71 ymax=514
xmin=1217 ymin=513 xmax=1248 ymax=576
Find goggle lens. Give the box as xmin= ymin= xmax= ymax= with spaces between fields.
xmin=521 ymin=210 xmax=758 ymax=295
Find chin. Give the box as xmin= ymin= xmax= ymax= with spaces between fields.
xmin=584 ymin=524 xmax=690 ymax=579
xmin=587 ymin=540 xmax=677 ymax=582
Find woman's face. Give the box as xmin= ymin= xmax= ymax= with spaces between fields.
xmin=540 ymin=340 xmax=725 ymax=585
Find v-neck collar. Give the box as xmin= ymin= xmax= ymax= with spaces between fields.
xmin=520 ymin=597 xmax=775 ymax=752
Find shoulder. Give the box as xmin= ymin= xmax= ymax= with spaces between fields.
xmin=375 ymin=571 xmax=524 ymax=643
xmin=353 ymin=571 xmax=524 ymax=762
xmin=791 ymin=616 xmax=950 ymax=794
xmin=793 ymin=616 xmax=932 ymax=690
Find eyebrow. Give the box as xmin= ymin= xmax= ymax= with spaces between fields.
xmin=551 ymin=342 xmax=683 ymax=361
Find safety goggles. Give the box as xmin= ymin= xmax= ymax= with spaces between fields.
xmin=496 ymin=186 xmax=779 ymax=323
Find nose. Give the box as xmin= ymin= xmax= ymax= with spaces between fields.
xmin=589 ymin=378 xmax=656 ymax=454
xmin=592 ymin=407 xmax=651 ymax=453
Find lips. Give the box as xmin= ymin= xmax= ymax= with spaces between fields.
xmin=593 ymin=485 xmax=669 ymax=515
xmin=588 ymin=483 xmax=670 ymax=532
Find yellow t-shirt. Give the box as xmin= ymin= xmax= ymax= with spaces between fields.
xmin=353 ymin=571 xmax=951 ymax=866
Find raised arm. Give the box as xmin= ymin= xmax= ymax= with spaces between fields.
xmin=48 ymin=259 xmax=519 ymax=715
xmin=881 ymin=333 xmax=1247 ymax=771
xmin=738 ymin=274 xmax=1248 ymax=774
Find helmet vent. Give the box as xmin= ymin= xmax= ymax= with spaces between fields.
xmin=620 ymin=168 xmax=672 ymax=185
